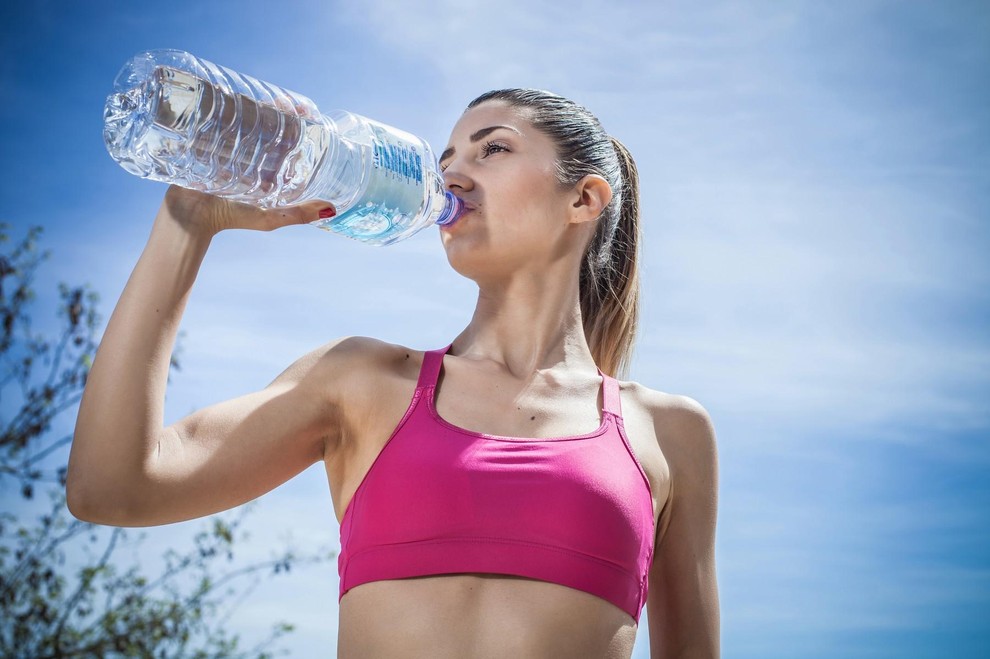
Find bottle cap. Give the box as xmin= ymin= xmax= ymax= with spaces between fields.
xmin=435 ymin=192 xmax=464 ymax=226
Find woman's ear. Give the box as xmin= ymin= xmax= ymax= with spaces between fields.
xmin=569 ymin=174 xmax=613 ymax=225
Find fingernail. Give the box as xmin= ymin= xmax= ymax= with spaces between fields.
xmin=318 ymin=205 xmax=336 ymax=219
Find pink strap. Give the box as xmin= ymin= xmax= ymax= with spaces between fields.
xmin=420 ymin=345 xmax=622 ymax=418
xmin=416 ymin=344 xmax=451 ymax=389
xmin=600 ymin=371 xmax=623 ymax=417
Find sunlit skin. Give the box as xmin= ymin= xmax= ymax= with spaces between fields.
xmin=435 ymin=101 xmax=614 ymax=377
xmin=439 ymin=102 xmax=604 ymax=278
xmin=68 ymin=97 xmax=718 ymax=658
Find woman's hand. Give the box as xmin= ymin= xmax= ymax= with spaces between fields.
xmin=160 ymin=184 xmax=333 ymax=237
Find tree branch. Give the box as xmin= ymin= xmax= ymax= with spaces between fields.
xmin=52 ymin=527 xmax=122 ymax=653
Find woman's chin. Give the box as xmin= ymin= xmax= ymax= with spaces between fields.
xmin=440 ymin=231 xmax=494 ymax=277
xmin=439 ymin=216 xmax=483 ymax=253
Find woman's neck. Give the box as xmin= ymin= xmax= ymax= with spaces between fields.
xmin=450 ymin=269 xmax=597 ymax=379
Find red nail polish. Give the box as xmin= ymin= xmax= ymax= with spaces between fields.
xmin=318 ymin=205 xmax=336 ymax=219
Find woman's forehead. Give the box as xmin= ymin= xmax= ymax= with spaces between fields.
xmin=449 ymin=102 xmax=531 ymax=137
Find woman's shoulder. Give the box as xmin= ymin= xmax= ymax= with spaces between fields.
xmin=305 ymin=335 xmax=425 ymax=378
xmin=289 ymin=336 xmax=428 ymax=418
xmin=618 ymin=379 xmax=717 ymax=455
xmin=617 ymin=378 xmax=710 ymax=417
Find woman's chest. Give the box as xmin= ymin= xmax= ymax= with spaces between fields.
xmin=326 ymin=370 xmax=669 ymax=543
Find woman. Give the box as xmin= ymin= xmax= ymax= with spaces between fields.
xmin=68 ymin=89 xmax=720 ymax=658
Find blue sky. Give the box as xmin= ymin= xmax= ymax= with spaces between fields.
xmin=1 ymin=1 xmax=988 ymax=657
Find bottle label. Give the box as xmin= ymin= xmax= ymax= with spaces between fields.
xmin=313 ymin=116 xmax=434 ymax=245
xmin=372 ymin=139 xmax=423 ymax=184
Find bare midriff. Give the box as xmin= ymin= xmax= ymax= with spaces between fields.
xmin=337 ymin=572 xmax=639 ymax=658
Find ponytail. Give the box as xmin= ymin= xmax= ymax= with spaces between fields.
xmin=579 ymin=136 xmax=641 ymax=379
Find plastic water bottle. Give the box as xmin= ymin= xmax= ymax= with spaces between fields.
xmin=103 ymin=49 xmax=463 ymax=246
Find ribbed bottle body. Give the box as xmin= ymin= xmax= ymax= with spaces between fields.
xmin=104 ymin=50 xmax=462 ymax=245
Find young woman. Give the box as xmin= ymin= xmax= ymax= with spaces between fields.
xmin=68 ymin=89 xmax=720 ymax=658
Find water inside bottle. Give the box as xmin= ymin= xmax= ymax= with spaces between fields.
xmin=104 ymin=55 xmax=453 ymax=245
xmin=104 ymin=66 xmax=330 ymax=206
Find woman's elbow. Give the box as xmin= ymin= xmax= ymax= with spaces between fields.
xmin=65 ymin=486 xmax=106 ymax=525
xmin=65 ymin=473 xmax=116 ymax=525
xmin=64 ymin=457 xmax=145 ymax=527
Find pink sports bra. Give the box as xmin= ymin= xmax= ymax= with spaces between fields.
xmin=337 ymin=344 xmax=656 ymax=623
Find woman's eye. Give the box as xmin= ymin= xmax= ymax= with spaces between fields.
xmin=481 ymin=141 xmax=509 ymax=158
xmin=440 ymin=141 xmax=509 ymax=173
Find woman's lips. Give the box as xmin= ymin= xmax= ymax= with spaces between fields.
xmin=443 ymin=205 xmax=476 ymax=229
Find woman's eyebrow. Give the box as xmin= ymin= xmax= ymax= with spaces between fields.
xmin=439 ymin=125 xmax=522 ymax=165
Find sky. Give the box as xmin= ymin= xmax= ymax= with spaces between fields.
xmin=1 ymin=0 xmax=988 ymax=657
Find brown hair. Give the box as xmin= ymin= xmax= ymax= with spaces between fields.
xmin=466 ymin=90 xmax=642 ymax=378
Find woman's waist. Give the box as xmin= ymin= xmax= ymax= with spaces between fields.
xmin=337 ymin=573 xmax=637 ymax=659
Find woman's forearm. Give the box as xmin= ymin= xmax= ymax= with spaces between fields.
xmin=67 ymin=203 xmax=214 ymax=518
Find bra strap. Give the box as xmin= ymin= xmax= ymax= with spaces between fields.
xmin=600 ymin=370 xmax=623 ymax=417
xmin=416 ymin=343 xmax=452 ymax=389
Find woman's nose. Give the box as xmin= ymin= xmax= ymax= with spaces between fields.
xmin=441 ymin=162 xmax=473 ymax=192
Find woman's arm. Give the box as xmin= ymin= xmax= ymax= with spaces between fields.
xmin=646 ymin=393 xmax=720 ymax=658
xmin=66 ymin=186 xmax=339 ymax=527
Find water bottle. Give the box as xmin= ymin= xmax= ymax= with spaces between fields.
xmin=103 ymin=49 xmax=463 ymax=246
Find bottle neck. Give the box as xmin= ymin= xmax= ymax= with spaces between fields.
xmin=436 ymin=192 xmax=463 ymax=226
